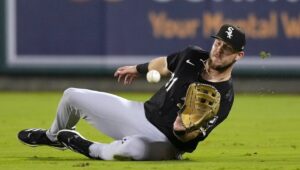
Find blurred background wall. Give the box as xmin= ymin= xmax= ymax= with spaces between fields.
xmin=0 ymin=0 xmax=300 ymax=93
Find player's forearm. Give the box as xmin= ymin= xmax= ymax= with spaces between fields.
xmin=136 ymin=56 xmax=170 ymax=76
xmin=148 ymin=57 xmax=170 ymax=76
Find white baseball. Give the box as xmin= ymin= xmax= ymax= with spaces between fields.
xmin=146 ymin=70 xmax=161 ymax=83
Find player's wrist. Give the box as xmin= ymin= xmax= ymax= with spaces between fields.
xmin=136 ymin=63 xmax=149 ymax=74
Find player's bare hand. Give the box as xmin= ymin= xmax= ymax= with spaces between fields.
xmin=114 ymin=65 xmax=139 ymax=85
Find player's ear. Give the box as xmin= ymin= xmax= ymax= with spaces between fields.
xmin=235 ymin=51 xmax=244 ymax=61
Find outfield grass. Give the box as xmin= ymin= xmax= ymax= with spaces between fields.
xmin=0 ymin=92 xmax=299 ymax=170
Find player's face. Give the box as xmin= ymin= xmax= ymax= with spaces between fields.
xmin=209 ymin=39 xmax=244 ymax=71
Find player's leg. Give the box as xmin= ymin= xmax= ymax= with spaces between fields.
xmin=45 ymin=87 xmax=162 ymax=141
xmin=49 ymin=88 xmax=180 ymax=160
xmin=18 ymin=88 xmax=180 ymax=160
xmin=57 ymin=130 xmax=180 ymax=161
xmin=19 ymin=87 xmax=143 ymax=144
xmin=91 ymin=135 xmax=180 ymax=160
xmin=19 ymin=88 xmax=161 ymax=147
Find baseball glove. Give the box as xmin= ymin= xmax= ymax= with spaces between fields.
xmin=174 ymin=83 xmax=221 ymax=142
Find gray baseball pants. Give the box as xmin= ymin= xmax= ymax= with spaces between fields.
xmin=45 ymin=88 xmax=180 ymax=160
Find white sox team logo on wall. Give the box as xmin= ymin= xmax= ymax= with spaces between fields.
xmin=225 ymin=27 xmax=234 ymax=39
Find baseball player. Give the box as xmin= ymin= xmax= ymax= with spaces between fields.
xmin=18 ymin=24 xmax=245 ymax=161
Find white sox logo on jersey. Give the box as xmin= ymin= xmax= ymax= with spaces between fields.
xmin=225 ymin=27 xmax=234 ymax=39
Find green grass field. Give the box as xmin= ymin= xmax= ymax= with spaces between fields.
xmin=0 ymin=92 xmax=299 ymax=170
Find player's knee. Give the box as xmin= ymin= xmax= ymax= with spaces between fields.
xmin=114 ymin=136 xmax=149 ymax=161
xmin=62 ymin=88 xmax=82 ymax=104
